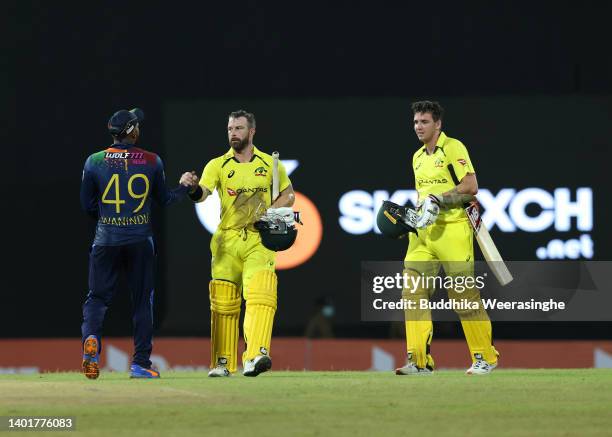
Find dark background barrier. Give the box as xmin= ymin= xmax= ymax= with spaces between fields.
xmin=5 ymin=2 xmax=611 ymax=339
xmin=162 ymin=96 xmax=610 ymax=337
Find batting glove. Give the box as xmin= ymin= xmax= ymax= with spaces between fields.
xmin=415 ymin=194 xmax=441 ymax=228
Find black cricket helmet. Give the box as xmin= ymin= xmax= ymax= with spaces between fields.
xmin=108 ymin=108 xmax=144 ymax=139
xmin=377 ymin=200 xmax=416 ymax=239
xmin=254 ymin=213 xmax=299 ymax=251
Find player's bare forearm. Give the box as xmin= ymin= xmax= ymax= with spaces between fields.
xmin=272 ymin=185 xmax=295 ymax=208
xmin=441 ymin=173 xmax=478 ymax=208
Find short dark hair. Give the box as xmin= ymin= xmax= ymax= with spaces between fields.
xmin=411 ymin=101 xmax=444 ymax=122
xmin=229 ymin=109 xmax=256 ymax=128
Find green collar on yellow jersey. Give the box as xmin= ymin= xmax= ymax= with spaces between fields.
xmin=222 ymin=145 xmax=265 ymax=162
xmin=417 ymin=131 xmax=449 ymax=156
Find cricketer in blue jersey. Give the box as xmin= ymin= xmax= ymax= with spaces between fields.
xmin=79 ymin=108 xmax=198 ymax=379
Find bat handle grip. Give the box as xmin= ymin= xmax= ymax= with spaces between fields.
xmin=272 ymin=152 xmax=280 ymax=202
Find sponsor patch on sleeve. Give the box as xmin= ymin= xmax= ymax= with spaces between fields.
xmin=457 ymin=158 xmax=467 ymax=166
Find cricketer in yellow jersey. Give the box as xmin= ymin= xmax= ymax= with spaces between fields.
xmin=396 ymin=101 xmax=499 ymax=376
xmin=189 ymin=110 xmax=295 ymax=377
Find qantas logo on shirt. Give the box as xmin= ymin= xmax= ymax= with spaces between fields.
xmin=227 ymin=187 xmax=268 ymax=197
xmin=458 ymin=159 xmax=467 ymax=166
xmin=417 ymin=178 xmax=448 ymax=185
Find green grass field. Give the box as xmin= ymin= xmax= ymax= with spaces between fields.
xmin=1 ymin=370 xmax=611 ymax=436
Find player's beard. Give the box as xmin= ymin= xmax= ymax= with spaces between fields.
xmin=230 ymin=136 xmax=249 ymax=152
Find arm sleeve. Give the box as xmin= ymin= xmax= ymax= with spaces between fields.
xmin=152 ymin=156 xmax=190 ymax=207
xmin=446 ymin=141 xmax=475 ymax=182
xmin=278 ymin=161 xmax=291 ymax=192
xmin=199 ymin=159 xmax=219 ymax=194
xmin=80 ymin=157 xmax=99 ymax=219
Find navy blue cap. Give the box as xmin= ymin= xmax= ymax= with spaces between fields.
xmin=107 ymin=108 xmax=145 ymax=138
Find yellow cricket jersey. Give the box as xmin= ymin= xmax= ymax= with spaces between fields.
xmin=199 ymin=146 xmax=291 ymax=231
xmin=412 ymin=132 xmax=475 ymax=223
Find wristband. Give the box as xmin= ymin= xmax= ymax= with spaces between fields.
xmin=189 ymin=185 xmax=203 ymax=201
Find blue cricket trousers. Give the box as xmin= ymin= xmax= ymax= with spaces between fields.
xmin=81 ymin=238 xmax=155 ymax=368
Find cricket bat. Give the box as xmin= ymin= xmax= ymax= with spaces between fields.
xmin=465 ymin=200 xmax=513 ymax=286
xmin=272 ymin=151 xmax=280 ymax=202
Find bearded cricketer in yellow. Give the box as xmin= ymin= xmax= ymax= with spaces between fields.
xmin=396 ymin=101 xmax=499 ymax=376
xmin=189 ymin=110 xmax=295 ymax=377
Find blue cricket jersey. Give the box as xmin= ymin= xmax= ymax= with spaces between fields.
xmin=80 ymin=143 xmax=189 ymax=246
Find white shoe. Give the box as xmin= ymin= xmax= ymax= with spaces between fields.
xmin=395 ymin=362 xmax=433 ymax=375
xmin=208 ymin=365 xmax=230 ymax=377
xmin=243 ymin=354 xmax=272 ymax=377
xmin=466 ymin=360 xmax=497 ymax=375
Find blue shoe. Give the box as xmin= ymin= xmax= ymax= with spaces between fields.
xmin=82 ymin=335 xmax=100 ymax=380
xmin=130 ymin=364 xmax=160 ymax=379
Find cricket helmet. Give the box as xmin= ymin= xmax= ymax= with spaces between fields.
xmin=377 ymin=200 xmax=416 ymax=239
xmin=108 ymin=108 xmax=144 ymax=139
xmin=254 ymin=213 xmax=298 ymax=252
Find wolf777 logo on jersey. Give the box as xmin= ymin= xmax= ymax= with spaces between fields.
xmin=105 ymin=152 xmax=144 ymax=159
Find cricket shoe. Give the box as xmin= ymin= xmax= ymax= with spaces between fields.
xmin=82 ymin=335 xmax=100 ymax=380
xmin=208 ymin=360 xmax=231 ymax=377
xmin=395 ymin=361 xmax=433 ymax=375
xmin=208 ymin=365 xmax=230 ymax=377
xmin=130 ymin=364 xmax=160 ymax=379
xmin=466 ymin=360 xmax=497 ymax=375
xmin=243 ymin=354 xmax=272 ymax=377
xmin=208 ymin=357 xmax=231 ymax=377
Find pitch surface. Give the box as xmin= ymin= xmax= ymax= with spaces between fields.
xmin=1 ymin=370 xmax=611 ymax=436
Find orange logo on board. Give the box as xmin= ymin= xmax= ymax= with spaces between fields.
xmin=275 ymin=192 xmax=323 ymax=270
